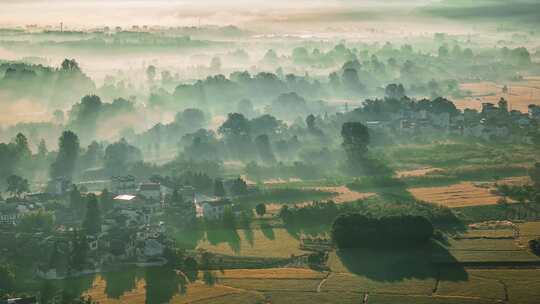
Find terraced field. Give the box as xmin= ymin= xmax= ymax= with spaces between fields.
xmin=408 ymin=182 xmax=505 ymax=208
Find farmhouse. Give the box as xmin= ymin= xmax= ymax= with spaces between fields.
xmin=195 ymin=194 xmax=233 ymax=219
xmin=0 ymin=202 xmax=41 ymax=225
xmin=111 ymin=175 xmax=138 ymax=194
xmin=137 ymin=182 xmax=162 ymax=201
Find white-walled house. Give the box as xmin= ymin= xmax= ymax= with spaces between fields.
xmin=194 ymin=194 xmax=233 ymax=219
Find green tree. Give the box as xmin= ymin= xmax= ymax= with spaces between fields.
xmin=18 ymin=211 xmax=54 ymax=233
xmin=213 ymin=178 xmax=226 ymax=198
xmin=171 ymin=189 xmax=184 ymax=206
xmin=50 ymin=131 xmax=80 ymax=180
xmin=104 ymin=138 xmax=142 ymax=176
xmin=146 ymin=65 xmax=157 ymax=82
xmin=0 ymin=264 xmax=15 ymax=298
xmin=218 ymin=113 xmax=252 ymax=159
xmin=6 ymin=174 xmax=29 ymax=198
xmin=70 ymin=184 xmax=83 ymax=211
xmin=99 ymin=188 xmax=114 ymax=213
xmin=230 ymin=177 xmax=248 ymax=196
xmin=37 ymin=139 xmax=48 ymax=158
xmin=69 ymin=230 xmax=88 ymax=272
xmin=82 ymin=194 xmax=101 ymax=236
xmin=48 ymin=241 xmax=68 ymax=277
xmin=72 ymin=95 xmax=103 ymax=141
xmin=254 ymin=134 xmax=276 ymax=164
xmin=222 ymin=206 xmax=236 ymax=229
xmin=14 ymin=132 xmax=31 ymax=160
xmin=341 ymin=122 xmax=370 ymax=166
xmin=61 ymin=58 xmax=81 ymax=72
xmin=255 ymin=203 xmax=266 ymax=217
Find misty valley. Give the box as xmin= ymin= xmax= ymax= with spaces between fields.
xmin=1 ymin=1 xmax=540 ymax=304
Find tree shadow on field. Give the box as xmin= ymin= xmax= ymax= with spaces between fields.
xmin=205 ymin=228 xmax=241 ymax=254
xmin=243 ymin=226 xmax=255 ymax=247
xmin=103 ymin=266 xmax=139 ymax=299
xmin=345 ymin=156 xmax=417 ymax=203
xmin=260 ymin=223 xmax=276 ymax=241
xmin=173 ymin=227 xmax=205 ymax=250
xmin=144 ymin=266 xmax=182 ymax=304
xmin=336 ymin=241 xmax=467 ymax=283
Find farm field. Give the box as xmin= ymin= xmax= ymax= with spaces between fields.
xmin=396 ymin=167 xmax=442 ymax=178
xmin=437 ymin=269 xmax=540 ymax=304
xmin=408 ymin=181 xmax=506 ymax=208
xmin=83 ymin=278 xmax=250 ymax=304
xmin=195 ymin=228 xmax=308 ymax=257
xmin=217 ymin=268 xmax=325 ymax=280
xmin=367 ymin=294 xmax=497 ymax=304
xmin=454 ymin=78 xmax=540 ymax=112
xmin=265 ymin=186 xmax=375 ymax=214
xmin=264 ymin=291 xmax=362 ymax=304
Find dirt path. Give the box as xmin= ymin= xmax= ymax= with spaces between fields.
xmin=316 ymin=272 xmax=331 ymax=292
xmin=311 ymin=186 xmax=375 ymax=204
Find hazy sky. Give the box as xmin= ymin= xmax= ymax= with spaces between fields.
xmin=1 ymin=0 xmax=537 ymax=28
xmin=0 ymin=0 xmax=437 ymax=28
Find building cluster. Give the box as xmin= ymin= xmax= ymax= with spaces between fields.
xmin=369 ymin=99 xmax=540 ymax=143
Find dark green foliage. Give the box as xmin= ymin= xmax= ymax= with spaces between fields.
xmin=69 ymin=184 xmax=83 ymax=210
xmin=280 ymin=201 xmax=340 ymax=226
xmin=341 ymin=122 xmax=370 ymax=166
xmin=230 ymin=177 xmax=248 ymax=196
xmin=222 ymin=206 xmax=236 ymax=229
xmin=5 ymin=174 xmax=29 ymax=197
xmin=255 ymin=203 xmax=266 ymax=216
xmin=69 ymin=230 xmax=89 ymax=272
xmin=82 ymin=194 xmax=101 ymax=236
xmin=50 ymin=131 xmax=80 ymax=180
xmin=71 ymin=95 xmax=102 ymax=140
xmin=254 ymin=134 xmax=276 ymax=164
xmin=213 ymin=178 xmax=226 ymax=197
xmin=307 ymin=251 xmax=328 ymax=268
xmin=144 ymin=267 xmax=180 ymax=304
xmin=218 ymin=113 xmax=253 ymax=159
xmin=0 ymin=143 xmax=18 ymax=184
xmin=384 ymin=83 xmax=405 ymax=99
xmin=99 ymin=188 xmax=114 ymax=213
xmin=529 ymin=238 xmax=540 ymax=256
xmin=0 ymin=264 xmax=15 ymax=297
xmin=17 ymin=211 xmax=54 ymax=233
xmin=183 ymin=257 xmax=198 ymax=282
xmin=203 ymin=271 xmax=217 ymax=286
xmin=104 ymin=138 xmax=143 ymax=176
xmin=170 ymin=189 xmax=184 ymax=206
xmin=331 ymin=213 xmax=434 ymax=249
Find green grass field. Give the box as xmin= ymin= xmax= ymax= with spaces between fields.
xmin=265 ymin=291 xmax=362 ymax=304
xmin=235 ymin=188 xmax=337 ymax=207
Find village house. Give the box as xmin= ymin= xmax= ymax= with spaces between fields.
xmin=194 ymin=194 xmax=233 ymax=219
xmin=49 ymin=177 xmax=71 ymax=196
xmin=111 ymin=175 xmax=138 ymax=194
xmin=0 ymin=202 xmax=42 ymax=225
xmin=137 ymin=182 xmax=162 ymax=201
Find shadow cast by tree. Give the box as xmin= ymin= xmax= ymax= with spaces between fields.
xmin=205 ymin=228 xmax=241 ymax=254
xmin=336 ymin=241 xmax=467 ymax=283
